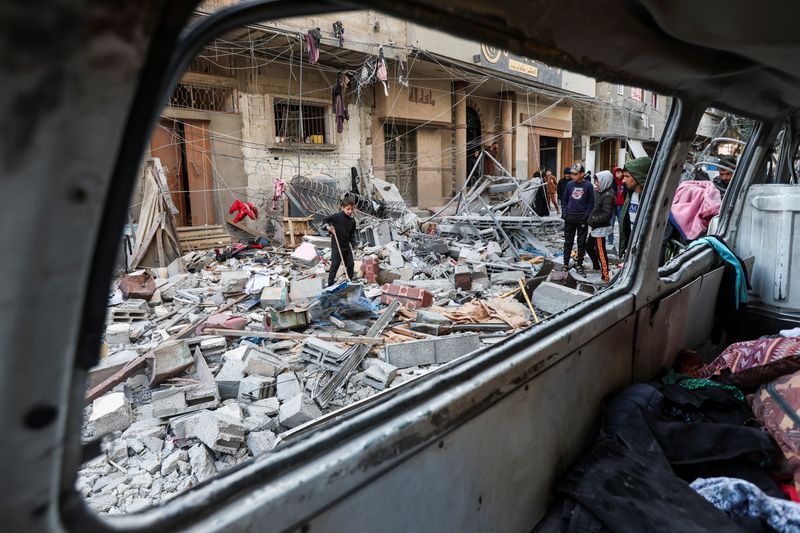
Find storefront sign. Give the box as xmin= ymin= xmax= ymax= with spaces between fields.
xmin=479 ymin=44 xmax=562 ymax=88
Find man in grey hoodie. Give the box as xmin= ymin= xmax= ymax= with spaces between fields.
xmin=586 ymin=170 xmax=615 ymax=283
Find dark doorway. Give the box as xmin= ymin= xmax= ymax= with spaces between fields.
xmin=466 ymin=106 xmax=482 ymax=182
xmin=540 ymin=136 xmax=559 ymax=176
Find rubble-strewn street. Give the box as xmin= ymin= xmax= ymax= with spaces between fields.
xmin=78 ymin=165 xmax=625 ymax=514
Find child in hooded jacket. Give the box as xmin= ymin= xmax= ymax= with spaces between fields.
xmin=586 ymin=170 xmax=615 ymax=283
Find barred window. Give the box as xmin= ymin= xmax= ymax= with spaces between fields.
xmin=274 ymin=99 xmax=328 ymax=144
xmin=168 ymin=82 xmax=238 ymax=112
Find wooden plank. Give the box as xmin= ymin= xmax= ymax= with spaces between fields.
xmin=226 ymin=218 xmax=261 ymax=237
xmin=207 ymin=328 xmax=386 ymax=345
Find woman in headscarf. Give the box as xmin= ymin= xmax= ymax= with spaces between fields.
xmin=586 ymin=170 xmax=615 ymax=283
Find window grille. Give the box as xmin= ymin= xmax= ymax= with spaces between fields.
xmin=168 ymin=82 xmax=238 ymax=112
xmin=274 ymin=100 xmax=328 ymax=144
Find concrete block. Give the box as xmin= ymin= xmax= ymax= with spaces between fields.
xmin=290 ymin=242 xmax=320 ymax=267
xmin=90 ymin=392 xmax=132 ymax=436
xmin=216 ymin=402 xmax=244 ymax=422
xmin=532 ymin=281 xmax=591 ymax=315
xmin=160 ymin=449 xmax=189 ymax=476
xmin=238 ymin=375 xmax=275 ymax=401
xmin=246 ymin=397 xmax=280 ymax=418
xmin=362 ymin=359 xmax=397 ymax=390
xmin=380 ymin=284 xmax=433 ymax=310
xmin=88 ymin=349 xmax=138 ymax=388
xmin=453 ymin=265 xmax=473 ymax=291
xmin=371 ymin=178 xmax=406 ymax=205
xmin=151 ymin=383 xmax=220 ymax=418
xmin=220 ymin=270 xmax=251 ymax=294
xmin=289 ymin=277 xmax=323 ymax=303
xmin=167 ymin=257 xmax=188 ymax=278
xmin=188 ymin=443 xmax=217 ymax=482
xmin=384 ymin=334 xmax=482 ymax=368
xmin=415 ymin=309 xmax=450 ymax=326
xmin=458 ymin=246 xmax=481 ymax=263
xmin=149 ymin=339 xmax=193 ymax=385
xmin=106 ymin=323 xmax=131 ymax=345
xmin=243 ymin=347 xmax=284 ymax=377
xmin=260 ymin=286 xmax=288 ymax=310
xmin=278 ymin=394 xmax=322 ymax=429
xmin=491 ymin=270 xmax=526 ymax=285
xmin=276 ymin=372 xmax=302 ymax=401
xmin=199 ymin=336 xmax=227 ymax=355
xmin=173 ymin=410 xmax=245 ymax=454
xmin=215 ymin=357 xmax=245 ymax=400
xmin=246 ymin=430 xmax=277 ymax=456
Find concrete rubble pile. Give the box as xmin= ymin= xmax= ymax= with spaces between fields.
xmin=79 ymin=177 xmax=608 ymax=514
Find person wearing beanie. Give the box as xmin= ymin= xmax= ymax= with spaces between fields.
xmin=561 ymin=164 xmax=594 ymax=274
xmin=619 ymin=156 xmax=652 ymax=254
xmin=586 ymin=170 xmax=615 ymax=283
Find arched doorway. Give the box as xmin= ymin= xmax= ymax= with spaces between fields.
xmin=465 ymin=106 xmax=482 ymax=182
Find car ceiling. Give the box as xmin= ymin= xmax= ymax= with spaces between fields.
xmin=358 ymin=0 xmax=800 ymax=120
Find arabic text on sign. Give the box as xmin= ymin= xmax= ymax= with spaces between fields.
xmin=508 ymin=59 xmax=539 ymax=77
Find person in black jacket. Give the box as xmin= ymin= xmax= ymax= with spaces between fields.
xmin=586 ymin=170 xmax=615 ymax=283
xmin=557 ymin=167 xmax=573 ymax=212
xmin=323 ymin=196 xmax=358 ymax=287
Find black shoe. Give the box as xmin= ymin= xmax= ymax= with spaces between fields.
xmin=561 ymin=264 xmax=570 ymax=272
xmin=576 ymin=266 xmax=586 ymax=276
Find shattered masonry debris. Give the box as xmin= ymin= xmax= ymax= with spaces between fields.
xmin=80 ymin=158 xmax=624 ymax=515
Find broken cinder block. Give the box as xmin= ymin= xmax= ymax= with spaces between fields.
xmin=171 ymin=410 xmax=245 ymax=454
xmin=379 ymin=284 xmax=433 ymax=310
xmin=90 ymin=391 xmax=132 ymax=436
xmin=384 ymin=334 xmax=482 ymax=368
xmin=278 ymin=394 xmax=322 ymax=429
xmin=532 ymin=282 xmax=591 ymax=315
xmin=148 ymin=339 xmax=193 ymax=386
xmin=219 ymin=270 xmax=250 ymax=294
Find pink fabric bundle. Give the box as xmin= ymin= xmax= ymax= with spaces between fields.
xmin=196 ymin=313 xmax=248 ymax=336
xmin=670 ymin=180 xmax=721 ymax=239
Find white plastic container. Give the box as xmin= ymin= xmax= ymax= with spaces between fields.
xmin=734 ymin=184 xmax=800 ymax=312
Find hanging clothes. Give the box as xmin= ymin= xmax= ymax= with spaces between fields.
xmin=376 ymin=47 xmax=389 ymax=96
xmin=350 ymin=167 xmax=359 ymax=195
xmin=305 ymin=28 xmax=321 ymax=64
xmin=272 ymin=178 xmax=285 ymax=211
xmin=332 ymin=21 xmax=344 ymax=47
xmin=332 ymin=71 xmax=351 ymax=134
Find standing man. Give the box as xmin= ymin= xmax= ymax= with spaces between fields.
xmin=618 ymin=156 xmax=652 ymax=255
xmin=562 ymin=164 xmax=594 ymax=274
xmin=545 ymin=169 xmax=559 ymax=214
xmin=609 ymin=166 xmax=625 ymax=246
xmin=557 ymin=166 xmax=573 ymax=213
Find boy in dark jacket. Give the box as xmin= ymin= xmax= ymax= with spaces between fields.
xmin=562 ymin=164 xmax=594 ymax=274
xmin=323 ymin=196 xmax=358 ymax=287
xmin=586 ymin=170 xmax=615 ymax=283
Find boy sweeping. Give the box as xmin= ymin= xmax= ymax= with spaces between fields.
xmin=323 ymin=196 xmax=358 ymax=287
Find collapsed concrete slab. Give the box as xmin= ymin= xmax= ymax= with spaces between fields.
xmin=532 ymin=281 xmax=591 ymax=315
xmin=384 ymin=334 xmax=482 ymax=368
xmin=215 ymin=357 xmax=245 ymax=400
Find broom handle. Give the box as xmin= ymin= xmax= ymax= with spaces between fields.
xmin=330 ymin=228 xmax=352 ymax=282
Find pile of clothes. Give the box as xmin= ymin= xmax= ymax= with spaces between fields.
xmin=538 ymin=330 xmax=800 ymax=533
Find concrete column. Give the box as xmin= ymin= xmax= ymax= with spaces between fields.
xmin=453 ymin=82 xmax=468 ymax=192
xmin=499 ymin=91 xmax=514 ymax=173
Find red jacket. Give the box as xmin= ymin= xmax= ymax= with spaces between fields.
xmin=611 ymin=166 xmax=626 ymax=206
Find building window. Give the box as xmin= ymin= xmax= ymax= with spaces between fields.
xmin=168 ymin=82 xmax=238 ymax=112
xmin=616 ymin=84 xmax=624 ymax=96
xmin=631 ymin=87 xmax=643 ymax=102
xmin=273 ymin=99 xmax=329 ymax=144
xmin=649 ymin=92 xmax=658 ymax=109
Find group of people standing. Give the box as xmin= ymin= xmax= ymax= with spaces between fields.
xmin=539 ymin=156 xmax=652 ymax=283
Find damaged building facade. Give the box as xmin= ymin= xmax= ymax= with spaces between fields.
xmin=137 ymin=5 xmax=670 ymax=227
